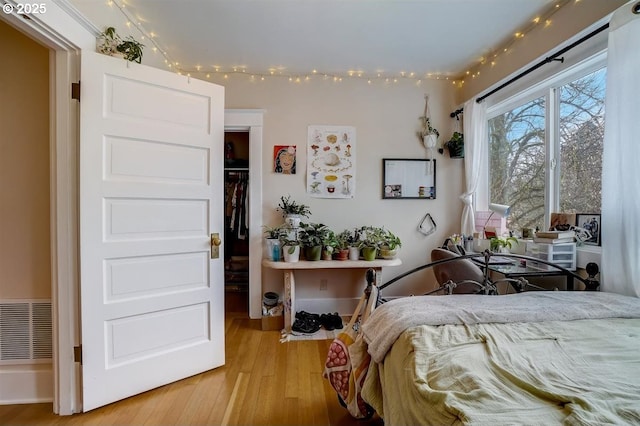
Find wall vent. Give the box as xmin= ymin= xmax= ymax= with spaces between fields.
xmin=0 ymin=300 xmax=52 ymax=364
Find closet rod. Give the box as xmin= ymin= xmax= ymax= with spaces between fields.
xmin=474 ymin=22 xmax=609 ymax=104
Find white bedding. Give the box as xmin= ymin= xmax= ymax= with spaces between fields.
xmin=359 ymin=291 xmax=640 ymax=425
xmin=362 ymin=291 xmax=640 ymax=363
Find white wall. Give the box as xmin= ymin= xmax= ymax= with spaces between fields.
xmin=213 ymin=74 xmax=464 ymax=303
xmin=459 ymin=0 xmax=626 ymax=103
xmin=0 ymin=20 xmax=51 ymax=299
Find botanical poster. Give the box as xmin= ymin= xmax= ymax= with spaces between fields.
xmin=307 ymin=125 xmax=356 ymax=198
xmin=273 ymin=145 xmax=296 ymax=174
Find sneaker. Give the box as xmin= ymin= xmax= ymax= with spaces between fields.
xmin=292 ymin=311 xmax=321 ymax=333
xmin=320 ymin=313 xmax=335 ymax=331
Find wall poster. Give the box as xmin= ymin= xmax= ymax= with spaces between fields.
xmin=273 ymin=145 xmax=296 ymax=174
xmin=307 ymin=125 xmax=356 ymax=198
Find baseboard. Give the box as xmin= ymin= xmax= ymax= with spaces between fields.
xmin=0 ymin=364 xmax=53 ymax=404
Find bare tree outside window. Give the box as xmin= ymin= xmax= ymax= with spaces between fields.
xmin=488 ymin=67 xmax=606 ymax=232
xmin=489 ymin=97 xmax=546 ymax=231
xmin=559 ymin=68 xmax=605 ymax=214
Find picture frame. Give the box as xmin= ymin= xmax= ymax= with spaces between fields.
xmin=549 ymin=212 xmax=576 ymax=232
xmin=575 ymin=213 xmax=601 ymax=246
xmin=382 ymin=158 xmax=436 ymax=199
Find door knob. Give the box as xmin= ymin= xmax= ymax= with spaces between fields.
xmin=211 ymin=233 xmax=221 ymax=259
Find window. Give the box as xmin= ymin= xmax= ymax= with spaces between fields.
xmin=487 ymin=66 xmax=606 ymax=232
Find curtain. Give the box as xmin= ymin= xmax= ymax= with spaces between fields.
xmin=601 ymin=1 xmax=640 ymax=297
xmin=460 ymin=99 xmax=487 ymax=236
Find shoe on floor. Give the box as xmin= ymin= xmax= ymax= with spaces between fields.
xmin=320 ymin=312 xmax=343 ymax=330
xmin=320 ymin=313 xmax=335 ymax=331
xmin=292 ymin=312 xmax=321 ymax=334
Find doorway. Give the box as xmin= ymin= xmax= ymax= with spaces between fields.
xmin=223 ymin=110 xmax=265 ymax=321
xmin=0 ymin=19 xmax=53 ymax=405
xmin=223 ymin=131 xmax=250 ymax=315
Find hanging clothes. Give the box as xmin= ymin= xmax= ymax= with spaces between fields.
xmin=224 ymin=171 xmax=249 ymax=240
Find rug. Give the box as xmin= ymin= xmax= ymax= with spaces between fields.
xmin=281 ymin=326 xmax=345 ymax=342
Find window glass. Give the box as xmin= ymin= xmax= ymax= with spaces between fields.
xmin=488 ymin=97 xmax=546 ymax=231
xmin=559 ymin=67 xmax=605 ymax=213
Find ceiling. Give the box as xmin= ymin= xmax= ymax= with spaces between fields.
xmin=72 ymin=0 xmax=560 ymax=80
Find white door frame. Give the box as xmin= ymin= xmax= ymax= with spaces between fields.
xmin=224 ymin=110 xmax=265 ymax=319
xmin=2 ymin=3 xmax=101 ymax=414
xmin=3 ymin=6 xmax=267 ymax=413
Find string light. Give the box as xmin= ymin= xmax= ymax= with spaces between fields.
xmin=461 ymin=0 xmax=574 ymax=82
xmin=104 ymin=0 xmax=570 ymax=87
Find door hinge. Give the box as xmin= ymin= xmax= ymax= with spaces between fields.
xmin=71 ymin=82 xmax=80 ymax=101
xmin=74 ymin=345 xmax=83 ymax=364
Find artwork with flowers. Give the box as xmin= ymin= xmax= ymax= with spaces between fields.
xmin=307 ymin=125 xmax=356 ymax=199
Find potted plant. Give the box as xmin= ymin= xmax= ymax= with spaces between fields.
xmin=379 ymin=229 xmax=402 ymax=259
xmin=357 ymin=226 xmax=386 ymax=261
xmin=98 ymin=27 xmax=145 ymax=64
xmin=298 ymin=222 xmax=330 ymax=261
xmin=278 ymin=234 xmax=301 ymax=263
xmin=263 ymin=225 xmax=285 ymax=261
xmin=443 ymin=131 xmax=464 ymax=158
xmin=417 ymin=116 xmax=439 ymax=150
xmin=322 ymin=229 xmax=338 ymax=260
xmin=276 ymin=195 xmax=311 ymax=228
xmin=490 ymin=236 xmax=518 ymax=253
xmin=335 ymin=229 xmax=353 ymax=261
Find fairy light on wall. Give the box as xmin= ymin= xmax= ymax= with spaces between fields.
xmin=460 ymin=0 xmax=575 ymax=83
xmin=106 ymin=0 xmax=177 ymax=71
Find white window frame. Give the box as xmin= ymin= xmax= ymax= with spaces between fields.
xmin=480 ymin=51 xmax=607 ymax=232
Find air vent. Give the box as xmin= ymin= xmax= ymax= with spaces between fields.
xmin=0 ymin=300 xmax=52 ymax=363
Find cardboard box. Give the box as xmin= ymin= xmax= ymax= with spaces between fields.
xmin=261 ymin=315 xmax=284 ymax=331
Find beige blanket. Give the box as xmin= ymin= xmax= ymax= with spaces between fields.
xmin=362 ymin=291 xmax=640 ymax=363
xmin=362 ymin=318 xmax=640 ymax=425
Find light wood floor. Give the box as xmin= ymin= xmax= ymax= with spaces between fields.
xmin=0 ymin=292 xmax=383 ymax=426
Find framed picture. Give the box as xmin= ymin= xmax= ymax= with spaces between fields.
xmin=382 ymin=158 xmax=436 ymax=199
xmin=576 ymin=213 xmax=601 ymax=246
xmin=549 ymin=212 xmax=576 ymax=231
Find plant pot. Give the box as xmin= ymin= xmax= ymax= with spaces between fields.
xmin=379 ymin=246 xmax=398 ymax=260
xmin=283 ymin=245 xmax=300 ymax=262
xmin=423 ymin=134 xmax=438 ymax=149
xmin=348 ymin=246 xmax=360 ymax=261
xmin=304 ymin=245 xmax=322 ymax=261
xmin=335 ymin=249 xmax=349 ymax=261
xmin=447 ymin=144 xmax=464 ymax=158
xmin=284 ymin=214 xmax=302 ymax=228
xmin=362 ymin=247 xmax=378 ymax=261
xmin=322 ymin=249 xmax=334 ymax=261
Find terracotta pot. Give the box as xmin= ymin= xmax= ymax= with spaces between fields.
xmin=335 ymin=249 xmax=349 ymax=261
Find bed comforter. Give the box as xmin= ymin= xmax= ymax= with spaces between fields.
xmin=360 ymin=292 xmax=640 ymax=425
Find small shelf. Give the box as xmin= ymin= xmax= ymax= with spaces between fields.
xmin=262 ymin=258 xmax=401 ymax=270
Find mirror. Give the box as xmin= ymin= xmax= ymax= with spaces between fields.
xmin=382 ymin=158 xmax=436 ymax=199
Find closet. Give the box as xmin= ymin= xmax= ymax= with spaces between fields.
xmin=223 ymin=132 xmax=250 ymax=313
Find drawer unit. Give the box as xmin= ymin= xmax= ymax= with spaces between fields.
xmin=525 ymin=242 xmax=576 ymax=271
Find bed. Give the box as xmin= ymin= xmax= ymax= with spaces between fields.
xmin=355 ymin=254 xmax=640 ymax=425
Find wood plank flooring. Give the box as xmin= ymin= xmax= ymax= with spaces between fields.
xmin=0 ymin=293 xmax=383 ymax=426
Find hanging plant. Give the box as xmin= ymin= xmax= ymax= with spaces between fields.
xmin=417 ymin=95 xmax=439 ymax=143
xmin=98 ymin=27 xmax=145 ymax=64
xmin=444 ymin=131 xmax=464 ymax=158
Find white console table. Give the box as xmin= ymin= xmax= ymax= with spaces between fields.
xmin=262 ymin=259 xmax=402 ymax=334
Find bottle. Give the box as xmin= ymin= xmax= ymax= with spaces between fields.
xmin=271 ymin=240 xmax=281 ymax=261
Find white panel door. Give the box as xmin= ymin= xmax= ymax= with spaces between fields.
xmin=79 ymin=51 xmax=225 ymax=411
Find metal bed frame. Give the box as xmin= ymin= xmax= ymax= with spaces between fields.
xmin=363 ymin=250 xmax=600 ymax=301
